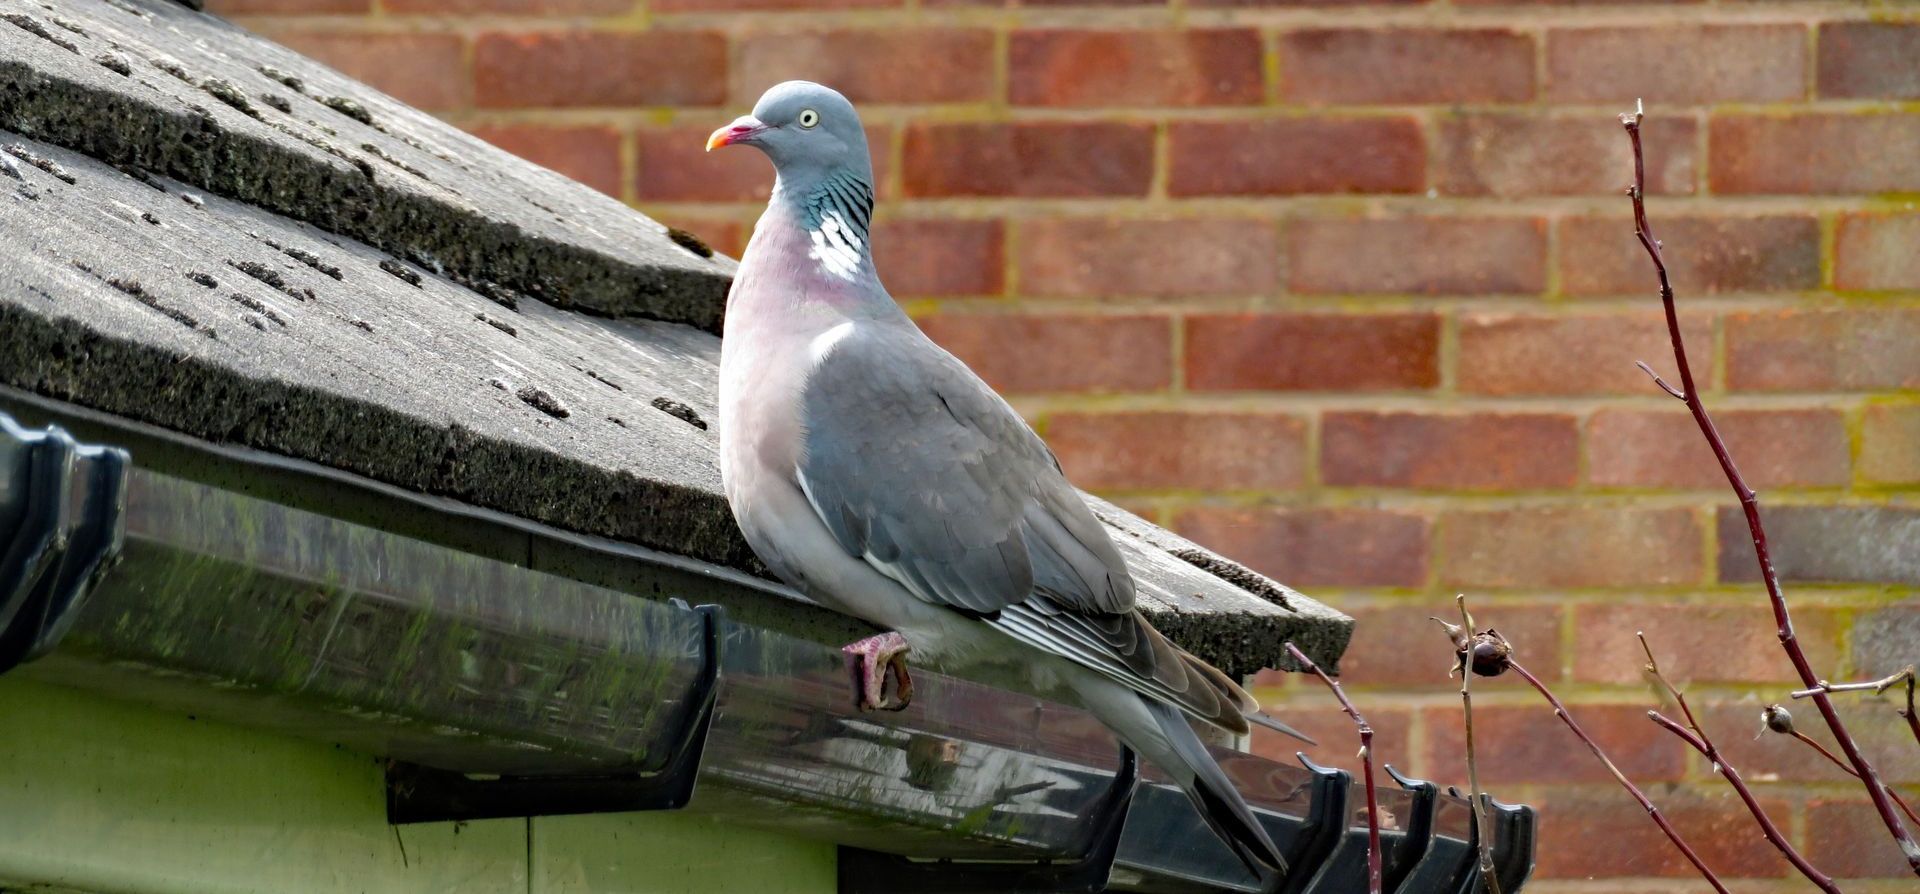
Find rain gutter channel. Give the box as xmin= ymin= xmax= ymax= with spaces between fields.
xmin=0 ymin=388 xmax=1516 ymax=892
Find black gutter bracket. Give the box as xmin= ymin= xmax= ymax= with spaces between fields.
xmin=1380 ymin=764 xmax=1440 ymax=894
xmin=1265 ymin=753 xmax=1350 ymax=894
xmin=1459 ymin=793 xmax=1535 ymax=894
xmin=838 ymin=745 xmax=1139 ymax=894
xmin=0 ymin=413 xmax=130 ymax=676
xmin=385 ymin=600 xmax=726 ymax=824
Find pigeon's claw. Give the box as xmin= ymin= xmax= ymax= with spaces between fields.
xmin=843 ymin=631 xmax=914 ymax=712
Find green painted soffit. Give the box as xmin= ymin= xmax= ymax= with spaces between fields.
xmin=0 ymin=679 xmax=835 ymax=894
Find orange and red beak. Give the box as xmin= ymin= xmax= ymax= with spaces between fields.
xmin=706 ymin=116 xmax=768 ymax=152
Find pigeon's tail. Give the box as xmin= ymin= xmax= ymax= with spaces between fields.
xmin=1144 ymin=697 xmax=1288 ymax=878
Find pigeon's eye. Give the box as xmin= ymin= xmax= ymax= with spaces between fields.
xmin=797 ymin=109 xmax=820 ymax=129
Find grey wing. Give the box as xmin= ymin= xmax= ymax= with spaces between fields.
xmin=797 ymin=328 xmax=1253 ymax=733
xmin=795 ymin=327 xmax=1131 ymax=616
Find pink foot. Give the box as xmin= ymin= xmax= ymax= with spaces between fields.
xmin=842 ymin=631 xmax=913 ymax=712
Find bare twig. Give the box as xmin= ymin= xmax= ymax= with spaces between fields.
xmin=1437 ymin=595 xmax=1501 ymax=894
xmin=1639 ymin=635 xmax=1838 ymax=892
xmin=1620 ymin=101 xmax=1920 ymax=874
xmin=1789 ymin=666 xmax=1920 ymax=751
xmin=1285 ymin=642 xmax=1380 ymax=894
xmin=1502 ymin=658 xmax=1728 ymax=893
xmin=1764 ymin=705 xmax=1920 ymax=826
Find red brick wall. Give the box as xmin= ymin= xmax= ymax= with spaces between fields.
xmin=210 ymin=0 xmax=1920 ymax=886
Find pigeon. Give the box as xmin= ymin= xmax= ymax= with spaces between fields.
xmin=710 ymin=80 xmax=1301 ymax=877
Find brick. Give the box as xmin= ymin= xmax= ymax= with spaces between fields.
xmin=916 ymin=313 xmax=1171 ymax=394
xmin=1836 ymin=213 xmax=1920 ymax=292
xmin=1322 ymin=412 xmax=1579 ymax=491
xmin=1194 ymin=0 xmax=1421 ymax=6
xmin=1856 ymin=600 xmax=1920 ymax=681
xmin=1533 ymin=788 xmax=1791 ymax=879
xmin=386 ymin=0 xmax=629 ymax=12
xmin=1175 ymin=507 xmax=1430 ymax=588
xmin=1435 ymin=113 xmax=1696 ymax=198
xmin=1015 ymin=218 xmax=1277 ymax=298
xmin=207 ymin=0 xmax=368 ymax=13
xmin=1422 ymin=703 xmax=1687 ymax=786
xmin=1457 ymin=311 xmax=1714 ymax=397
xmin=1011 ymin=29 xmax=1264 ymax=107
xmin=1167 ymin=119 xmax=1424 ymax=196
xmin=1044 ymin=412 xmax=1307 ymax=491
xmin=1560 ymin=215 xmax=1820 ymax=296
xmin=1719 ymin=505 xmax=1920 ymax=586
xmin=1726 ymin=308 xmax=1920 ymax=392
xmin=902 ymin=122 xmax=1153 ymax=198
xmin=473 ymin=31 xmax=726 ymax=109
xmin=734 ymin=29 xmax=994 ymax=105
xmin=259 ymin=30 xmax=466 ymax=111
xmin=1862 ymin=404 xmax=1920 ymax=485
xmin=1438 ymin=506 xmax=1703 ymax=588
xmin=1186 ymin=313 xmax=1440 ymax=392
xmin=1335 ymin=603 xmax=1558 ymax=684
xmin=467 ymin=123 xmax=623 ymax=198
xmin=1546 ymin=25 xmax=1807 ymax=104
xmin=636 ymin=123 xmax=890 ymax=202
xmin=1819 ymin=21 xmax=1920 ymax=100
xmin=641 ymin=212 xmax=744 ymax=259
xmin=654 ymin=0 xmax=895 ymax=8
xmin=873 ymin=219 xmax=1002 ymax=297
xmin=1278 ymin=29 xmax=1533 ymax=105
xmin=1247 ymin=703 xmax=1414 ymax=781
xmin=1573 ymin=604 xmax=1842 ymax=685
xmin=1587 ymin=408 xmax=1850 ymax=489
xmin=1711 ymin=114 xmax=1920 ymax=194
xmin=1287 ymin=218 xmax=1545 ymax=295
xmin=1701 ymin=702 xmax=1920 ymax=787
xmin=638 ymin=124 xmax=769 ymax=202
xmin=1810 ymin=799 xmax=1920 ymax=877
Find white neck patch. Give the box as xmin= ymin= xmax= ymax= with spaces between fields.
xmin=808 ymin=210 xmax=864 ymax=282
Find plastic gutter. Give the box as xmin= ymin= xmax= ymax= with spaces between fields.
xmin=0 ymin=399 xmax=1534 ymax=892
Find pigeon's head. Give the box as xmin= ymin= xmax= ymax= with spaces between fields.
xmin=706 ymin=81 xmax=871 ymax=183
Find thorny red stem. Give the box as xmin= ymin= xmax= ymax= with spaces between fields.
xmin=1787 ymin=729 xmax=1920 ymax=826
xmin=1621 ymin=104 xmax=1920 ymax=874
xmin=1646 ymin=712 xmax=1839 ymax=893
xmin=1508 ymin=660 xmax=1728 ymax=893
xmin=1286 ymin=642 xmax=1381 ymax=894
xmin=1639 ymin=635 xmax=1838 ymax=891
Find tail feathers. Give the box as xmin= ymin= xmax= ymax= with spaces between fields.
xmin=1147 ymin=698 xmax=1287 ymax=878
xmin=1248 ymin=710 xmax=1318 ymax=746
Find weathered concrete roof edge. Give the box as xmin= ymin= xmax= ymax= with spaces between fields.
xmin=0 ymin=3 xmax=733 ymax=330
